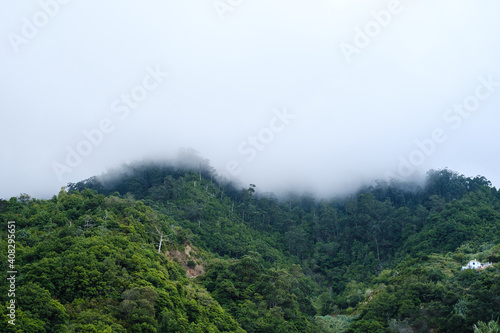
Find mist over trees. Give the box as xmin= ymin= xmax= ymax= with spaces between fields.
xmin=1 ymin=157 xmax=499 ymax=332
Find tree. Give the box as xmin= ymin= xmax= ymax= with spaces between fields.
xmin=473 ymin=320 xmax=500 ymax=333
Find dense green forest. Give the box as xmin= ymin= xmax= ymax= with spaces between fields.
xmin=1 ymin=157 xmax=499 ymax=332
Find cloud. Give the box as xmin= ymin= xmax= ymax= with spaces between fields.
xmin=1 ymin=0 xmax=500 ymax=199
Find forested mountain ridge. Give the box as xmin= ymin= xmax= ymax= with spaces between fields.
xmin=0 ymin=189 xmax=244 ymax=332
xmin=1 ymin=159 xmax=499 ymax=332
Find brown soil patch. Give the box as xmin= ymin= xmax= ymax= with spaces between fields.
xmin=165 ymin=244 xmax=205 ymax=278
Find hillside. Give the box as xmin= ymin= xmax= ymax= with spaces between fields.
xmin=1 ymin=161 xmax=499 ymax=332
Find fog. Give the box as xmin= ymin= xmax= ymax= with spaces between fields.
xmin=1 ymin=0 xmax=500 ymax=199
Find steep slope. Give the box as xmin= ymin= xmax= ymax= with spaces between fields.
xmin=1 ymin=161 xmax=499 ymax=332
xmin=0 ymin=190 xmax=244 ymax=332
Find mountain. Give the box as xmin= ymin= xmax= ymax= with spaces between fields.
xmin=1 ymin=160 xmax=499 ymax=332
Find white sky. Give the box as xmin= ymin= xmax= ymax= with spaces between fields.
xmin=1 ymin=0 xmax=499 ymax=199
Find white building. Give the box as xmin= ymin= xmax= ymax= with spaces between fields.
xmin=461 ymin=259 xmax=493 ymax=270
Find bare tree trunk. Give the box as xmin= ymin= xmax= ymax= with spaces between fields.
xmin=155 ymin=226 xmax=168 ymax=254
xmin=158 ymin=235 xmax=163 ymax=253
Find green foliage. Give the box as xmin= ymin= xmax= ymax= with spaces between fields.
xmin=347 ymin=318 xmax=385 ymax=333
xmin=473 ymin=320 xmax=500 ymax=333
xmin=1 ymin=163 xmax=499 ymax=332
xmin=187 ymin=260 xmax=196 ymax=269
xmin=315 ymin=315 xmax=356 ymax=333
xmin=0 ymin=189 xmax=243 ymax=332
xmin=200 ymin=254 xmax=320 ymax=332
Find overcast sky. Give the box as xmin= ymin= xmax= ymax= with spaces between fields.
xmin=1 ymin=0 xmax=499 ymax=199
